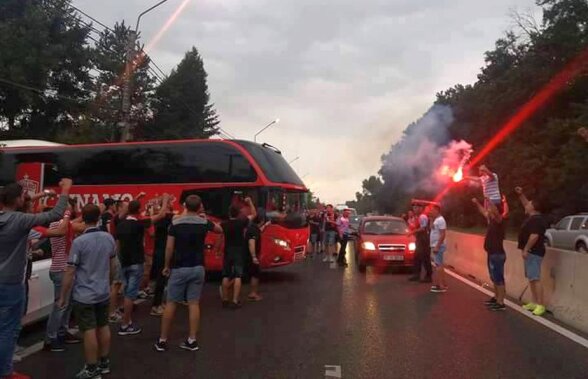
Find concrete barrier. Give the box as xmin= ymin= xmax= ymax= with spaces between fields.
xmin=446 ymin=231 xmax=588 ymax=334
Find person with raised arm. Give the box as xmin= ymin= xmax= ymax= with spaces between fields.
xmin=0 ymin=178 xmax=72 ymax=379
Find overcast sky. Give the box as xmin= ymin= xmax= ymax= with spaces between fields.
xmin=74 ymin=0 xmax=540 ymax=204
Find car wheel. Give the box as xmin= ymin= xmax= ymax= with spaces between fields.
xmin=576 ymin=242 xmax=588 ymax=253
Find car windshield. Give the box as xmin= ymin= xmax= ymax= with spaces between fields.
xmin=362 ymin=220 xmax=408 ymax=235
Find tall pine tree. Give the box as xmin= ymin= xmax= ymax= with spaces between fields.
xmin=145 ymin=47 xmax=219 ymax=140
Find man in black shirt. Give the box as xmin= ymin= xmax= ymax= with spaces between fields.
xmin=115 ymin=196 xmax=169 ymax=336
xmin=246 ymin=216 xmax=267 ymax=302
xmin=473 ymin=196 xmax=509 ymax=311
xmin=154 ymin=195 xmax=222 ymax=352
xmin=150 ymin=209 xmax=174 ymax=317
xmin=308 ymin=211 xmax=321 ymax=258
xmin=515 ymin=187 xmax=548 ymax=317
xmin=220 ymin=197 xmax=256 ymax=308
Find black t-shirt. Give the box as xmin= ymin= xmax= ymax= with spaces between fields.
xmin=99 ymin=212 xmax=113 ymax=233
xmin=325 ymin=214 xmax=337 ymax=232
xmin=221 ymin=218 xmax=250 ymax=249
xmin=518 ymin=214 xmax=547 ymax=257
xmin=116 ymin=217 xmax=151 ymax=267
xmin=168 ymin=216 xmax=214 ymax=268
xmin=309 ymin=215 xmax=321 ymax=234
xmin=484 ymin=219 xmax=506 ymax=255
xmin=154 ymin=214 xmax=173 ymax=252
xmin=246 ymin=223 xmax=262 ymax=258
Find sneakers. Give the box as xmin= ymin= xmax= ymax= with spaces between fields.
xmin=180 ymin=340 xmax=200 ymax=352
xmin=74 ymin=365 xmax=102 ymax=379
xmin=44 ymin=339 xmax=66 ymax=352
xmin=484 ymin=297 xmax=497 ymax=307
xmin=137 ymin=290 xmax=149 ymax=300
xmin=118 ymin=324 xmax=142 ymax=336
xmin=523 ymin=302 xmax=538 ymax=312
xmin=150 ymin=306 xmax=164 ymax=317
xmin=154 ymin=339 xmax=169 ymax=352
xmin=430 ymin=285 xmax=447 ymax=293
xmin=98 ymin=358 xmax=110 ymax=374
xmin=64 ymin=332 xmax=82 ymax=344
xmin=532 ymin=305 xmax=547 ymax=316
xmin=108 ymin=312 xmax=122 ymax=324
xmin=489 ymin=303 xmax=506 ymax=312
xmin=322 ymin=256 xmax=329 ymax=263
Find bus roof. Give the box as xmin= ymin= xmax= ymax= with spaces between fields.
xmin=0 ymin=139 xmax=65 ymax=148
xmin=0 ymin=138 xmax=307 ymax=190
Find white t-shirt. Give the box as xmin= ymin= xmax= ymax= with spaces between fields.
xmin=430 ymin=216 xmax=447 ymax=248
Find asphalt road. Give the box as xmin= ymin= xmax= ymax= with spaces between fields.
xmin=15 ymin=245 xmax=588 ymax=379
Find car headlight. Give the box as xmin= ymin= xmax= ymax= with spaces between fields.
xmin=273 ymin=238 xmax=291 ymax=250
xmin=362 ymin=242 xmax=376 ymax=251
xmin=409 ymin=242 xmax=416 ymax=251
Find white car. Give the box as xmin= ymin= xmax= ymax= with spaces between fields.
xmin=545 ymin=214 xmax=588 ymax=253
xmin=23 ymin=250 xmax=55 ymax=325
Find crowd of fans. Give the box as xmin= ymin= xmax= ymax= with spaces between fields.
xmin=0 ymin=180 xmax=266 ymax=379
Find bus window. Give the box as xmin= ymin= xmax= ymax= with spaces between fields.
xmin=180 ymin=188 xmax=260 ymax=220
xmin=266 ymin=189 xmax=308 ymax=228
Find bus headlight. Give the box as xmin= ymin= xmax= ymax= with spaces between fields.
xmin=362 ymin=242 xmax=376 ymax=251
xmin=409 ymin=242 xmax=416 ymax=252
xmin=273 ymin=238 xmax=291 ymax=250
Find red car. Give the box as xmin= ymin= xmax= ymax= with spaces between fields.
xmin=354 ymin=216 xmax=416 ymax=272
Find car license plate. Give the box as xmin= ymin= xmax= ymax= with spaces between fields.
xmin=384 ymin=255 xmax=404 ymax=261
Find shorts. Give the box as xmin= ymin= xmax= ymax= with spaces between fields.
xmin=488 ymin=253 xmax=506 ymax=285
xmin=121 ymin=264 xmax=144 ymax=300
xmin=248 ymin=255 xmax=261 ymax=278
xmin=325 ymin=231 xmax=337 ymax=246
xmin=110 ymin=256 xmax=122 ymax=284
xmin=167 ymin=266 xmax=205 ymax=303
xmin=73 ymin=300 xmax=109 ymax=332
xmin=223 ymin=248 xmax=245 ymax=279
xmin=431 ymin=245 xmax=446 ymax=267
xmin=524 ymin=253 xmax=543 ymax=281
xmin=310 ymin=233 xmax=319 ymax=244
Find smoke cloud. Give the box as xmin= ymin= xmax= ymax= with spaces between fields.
xmin=379 ymin=104 xmax=473 ymax=194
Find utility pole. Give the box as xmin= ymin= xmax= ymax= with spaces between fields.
xmin=119 ymin=0 xmax=169 ymax=142
xmin=120 ymin=30 xmax=137 ymax=142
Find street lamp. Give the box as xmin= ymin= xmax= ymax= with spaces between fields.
xmin=254 ymin=118 xmax=280 ymax=142
xmin=120 ymin=0 xmax=170 ymax=142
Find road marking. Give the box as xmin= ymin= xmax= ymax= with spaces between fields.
xmin=445 ymin=269 xmax=588 ymax=349
xmin=325 ymin=365 xmax=342 ymax=378
xmin=15 ymin=341 xmax=44 ymax=360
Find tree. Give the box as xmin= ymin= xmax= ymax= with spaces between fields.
xmin=354 ymin=0 xmax=588 ymax=226
xmin=0 ymin=0 xmax=93 ymax=140
xmin=85 ymin=21 xmax=156 ymax=142
xmin=144 ymin=47 xmax=219 ymax=140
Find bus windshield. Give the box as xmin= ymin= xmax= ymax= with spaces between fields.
xmin=266 ymin=189 xmax=308 ymax=228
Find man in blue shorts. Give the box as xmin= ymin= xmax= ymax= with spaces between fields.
xmin=154 ymin=195 xmax=222 ymax=352
xmin=323 ymin=205 xmax=338 ymax=263
xmin=473 ymin=196 xmax=509 ymax=311
xmin=515 ymin=187 xmax=548 ymax=317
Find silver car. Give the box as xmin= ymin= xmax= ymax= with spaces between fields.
xmin=545 ymin=214 xmax=588 ymax=253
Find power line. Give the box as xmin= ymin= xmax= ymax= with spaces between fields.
xmin=67 ymin=3 xmax=113 ymax=32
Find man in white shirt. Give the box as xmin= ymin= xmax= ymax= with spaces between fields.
xmin=429 ymin=205 xmax=448 ymax=293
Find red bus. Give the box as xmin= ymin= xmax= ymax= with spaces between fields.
xmin=0 ymin=139 xmax=310 ymax=271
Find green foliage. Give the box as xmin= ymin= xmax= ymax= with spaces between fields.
xmin=353 ymin=0 xmax=588 ymax=224
xmin=143 ymin=47 xmax=219 ymax=140
xmin=0 ymin=2 xmax=221 ymax=143
xmin=0 ymin=0 xmax=93 ymax=140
